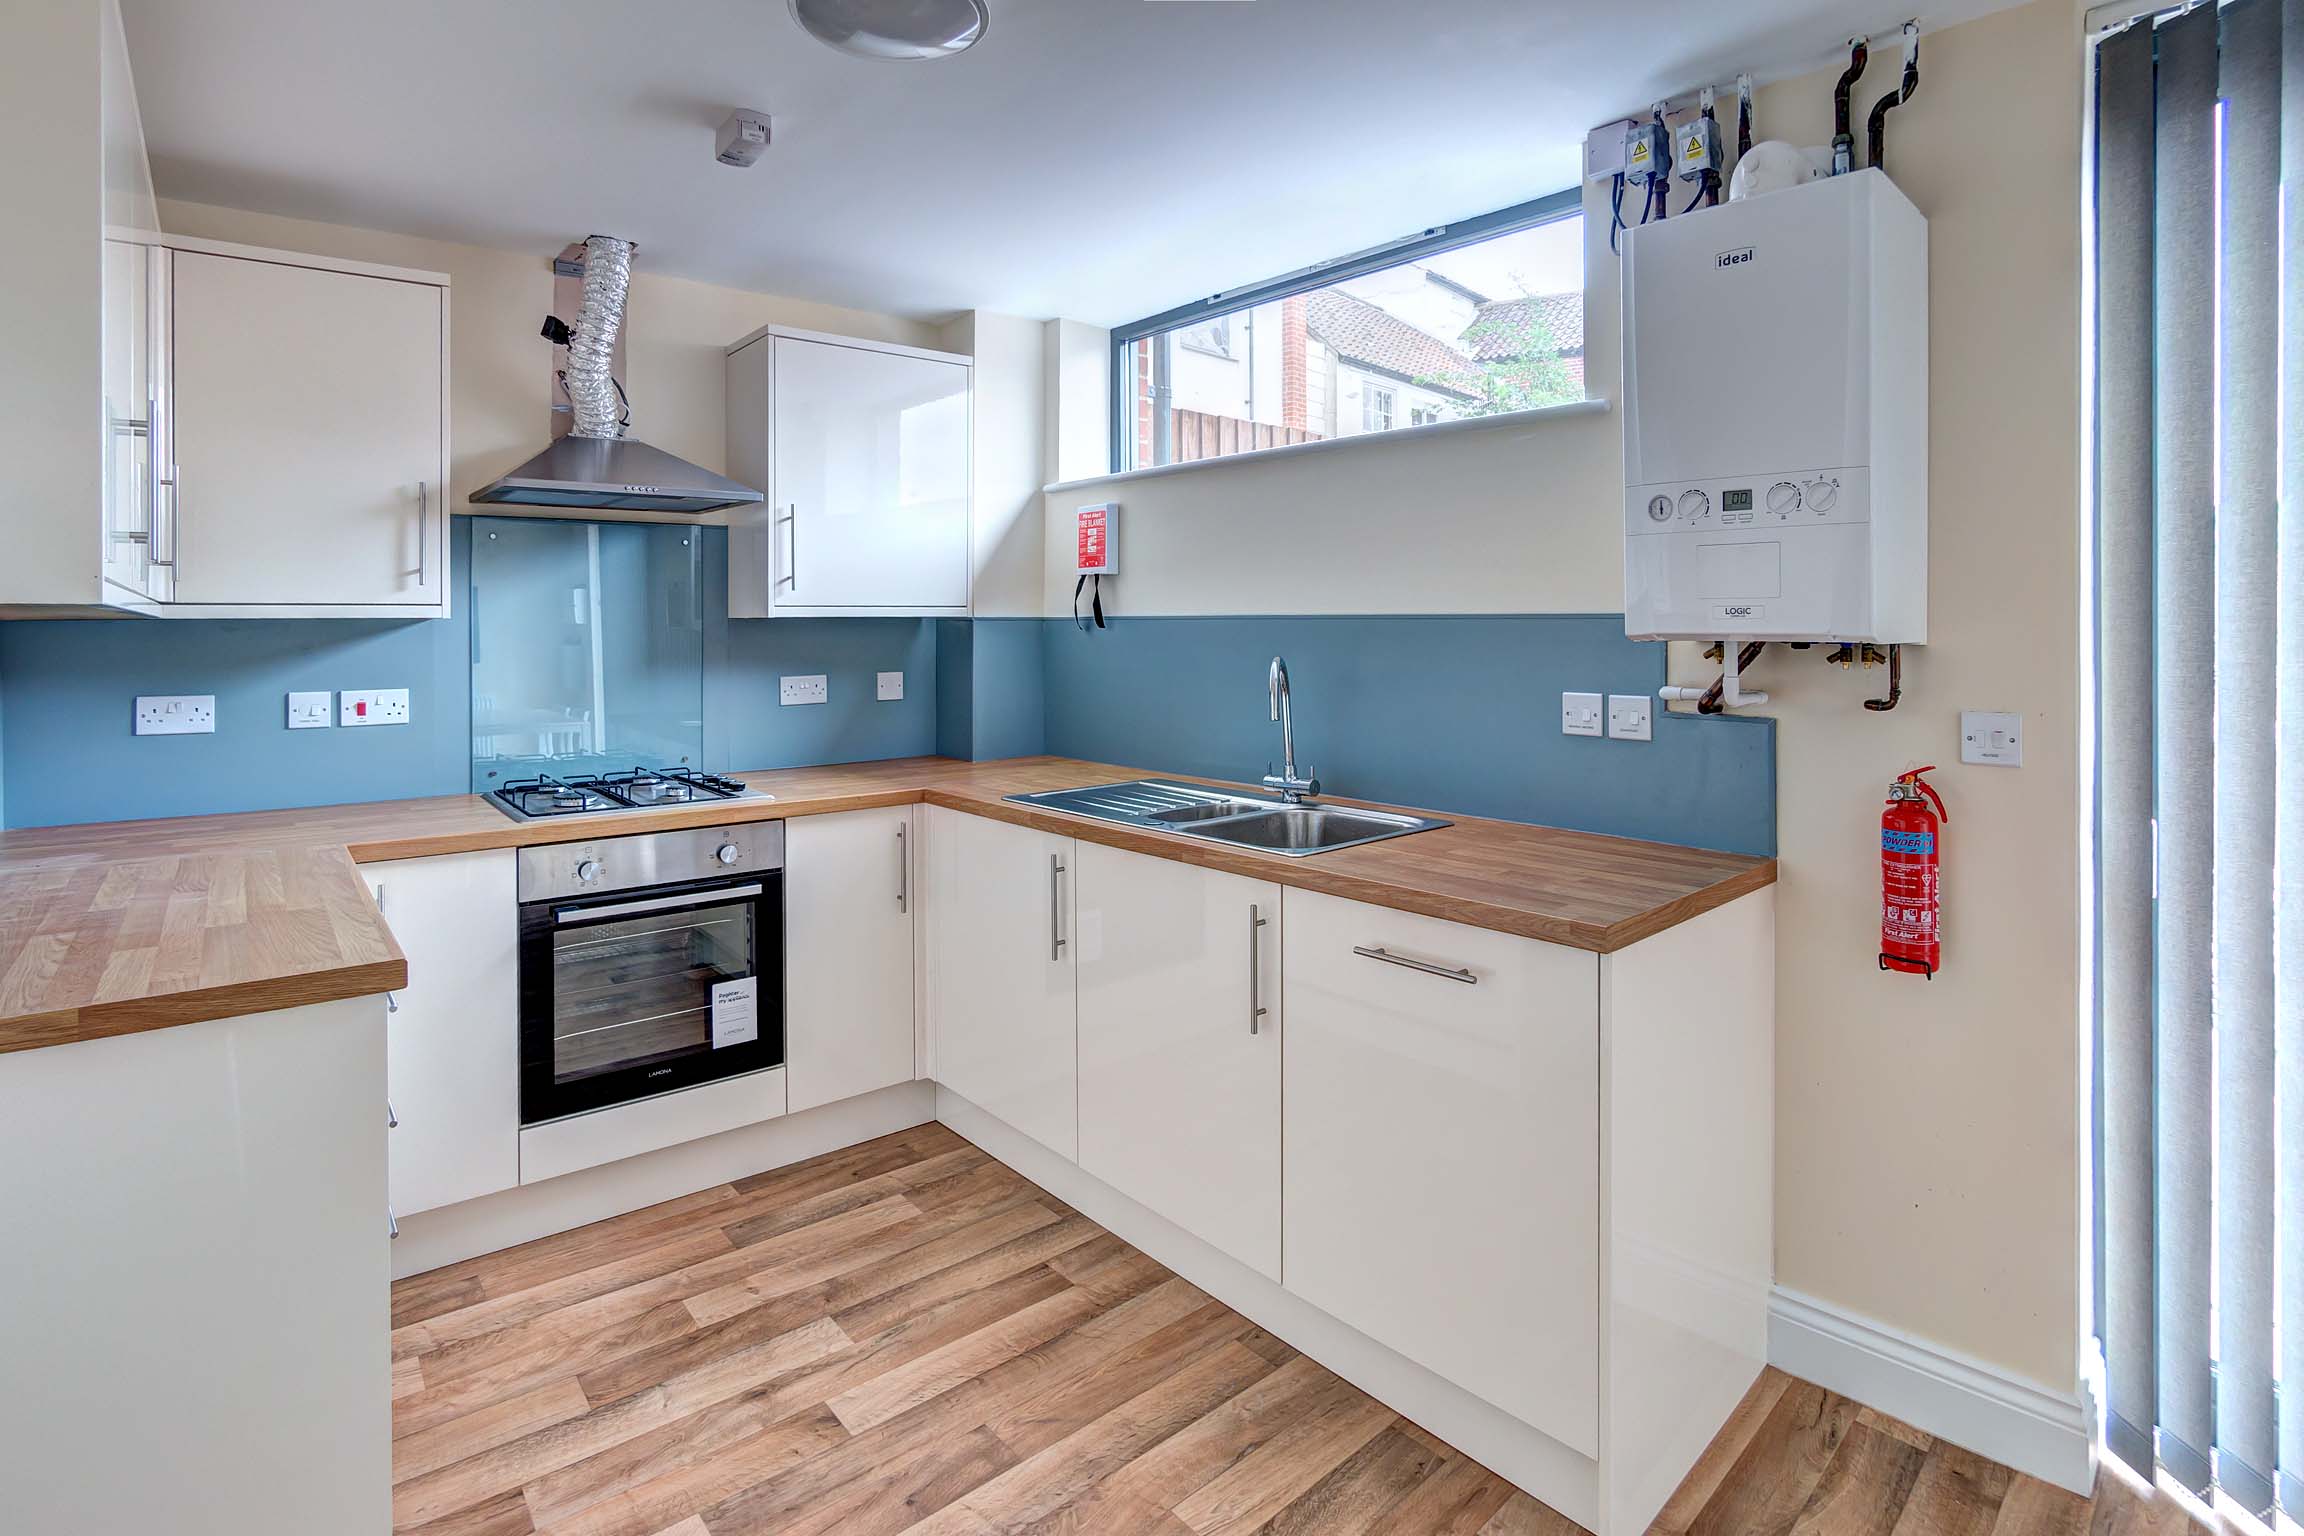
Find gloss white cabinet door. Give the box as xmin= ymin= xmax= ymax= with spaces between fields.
xmin=726 ymin=328 xmax=971 ymax=618
xmin=169 ymin=247 xmax=447 ymax=611
xmin=362 ymin=849 xmax=520 ymax=1216
xmin=786 ymin=806 xmax=918 ymax=1113
xmin=922 ymin=806 xmax=1077 ymax=1159
xmin=1282 ymin=888 xmax=1602 ymax=1458
xmin=1075 ymin=842 xmax=1282 ymax=1279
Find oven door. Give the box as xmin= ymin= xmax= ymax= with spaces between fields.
xmin=519 ymin=873 xmax=785 ymax=1124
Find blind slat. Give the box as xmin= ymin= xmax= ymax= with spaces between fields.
xmin=2149 ymin=4 xmax=2219 ymax=1496
xmin=2211 ymin=0 xmax=2282 ymax=1515
xmin=2095 ymin=17 xmax=2161 ymax=1487
xmin=2278 ymin=0 xmax=2304 ymax=1516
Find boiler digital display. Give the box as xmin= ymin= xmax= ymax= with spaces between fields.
xmin=1721 ymin=488 xmax=1754 ymax=512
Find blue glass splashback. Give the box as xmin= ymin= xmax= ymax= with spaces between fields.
xmin=469 ymin=517 xmax=707 ymax=792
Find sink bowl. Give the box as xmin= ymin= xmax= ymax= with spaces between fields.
xmin=1146 ymin=799 xmax=1270 ymax=824
xmin=1003 ymin=779 xmax=1447 ymax=857
xmin=1176 ymin=805 xmax=1437 ymax=856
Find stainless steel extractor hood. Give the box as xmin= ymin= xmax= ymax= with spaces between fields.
xmin=473 ymin=235 xmax=764 ymax=516
xmin=471 ymin=436 xmax=763 ymax=514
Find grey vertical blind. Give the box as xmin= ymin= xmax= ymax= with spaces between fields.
xmin=2094 ymin=0 xmax=2298 ymax=1521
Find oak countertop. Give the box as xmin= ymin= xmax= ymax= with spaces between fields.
xmin=0 ymin=756 xmax=1774 ymax=1055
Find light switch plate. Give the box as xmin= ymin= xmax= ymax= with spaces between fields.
xmin=340 ymin=688 xmax=410 ymax=726
xmin=134 ymin=695 xmax=216 ymax=735
xmin=1562 ymin=691 xmax=1604 ymax=737
xmin=1960 ymin=710 xmax=2023 ymax=767
xmin=780 ymin=674 xmax=829 ymax=706
xmin=287 ymin=691 xmax=332 ymax=729
xmin=876 ymin=671 xmax=905 ymax=702
xmin=1607 ymin=694 xmax=1653 ymax=741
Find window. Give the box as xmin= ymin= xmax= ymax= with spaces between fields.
xmin=1362 ymin=384 xmax=1396 ymax=432
xmin=1112 ymin=188 xmax=1584 ymax=471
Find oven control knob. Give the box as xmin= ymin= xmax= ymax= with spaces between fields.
xmin=575 ymin=859 xmax=603 ymax=884
xmin=715 ymin=843 xmax=741 ymax=866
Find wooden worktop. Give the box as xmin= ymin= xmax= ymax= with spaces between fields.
xmin=0 ymin=756 xmax=1773 ymax=1055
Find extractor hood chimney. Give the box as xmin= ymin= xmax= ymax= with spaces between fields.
xmin=472 ymin=236 xmax=764 ymax=515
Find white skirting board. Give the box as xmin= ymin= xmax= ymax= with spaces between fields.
xmin=936 ymin=1087 xmax=1603 ymax=1532
xmin=392 ymin=1080 xmax=936 ymax=1279
xmin=1767 ymin=1287 xmax=2097 ymax=1495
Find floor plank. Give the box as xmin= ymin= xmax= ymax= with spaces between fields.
xmin=392 ymin=1126 xmax=2144 ymax=1536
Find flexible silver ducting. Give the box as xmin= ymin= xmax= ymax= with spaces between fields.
xmin=566 ymin=235 xmax=632 ymax=440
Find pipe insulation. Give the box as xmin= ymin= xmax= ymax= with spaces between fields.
xmin=567 ymin=235 xmax=633 ymax=440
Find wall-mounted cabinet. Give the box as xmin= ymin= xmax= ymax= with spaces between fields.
xmin=3 ymin=0 xmax=450 ymax=618
xmin=726 ymin=327 xmax=972 ymax=619
xmin=160 ymin=239 xmax=448 ymax=615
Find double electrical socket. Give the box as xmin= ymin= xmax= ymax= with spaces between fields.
xmin=780 ymin=672 xmax=908 ymax=706
xmin=134 ymin=695 xmax=217 ymax=735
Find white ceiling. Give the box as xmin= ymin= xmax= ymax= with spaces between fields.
xmin=122 ymin=0 xmax=2020 ymax=328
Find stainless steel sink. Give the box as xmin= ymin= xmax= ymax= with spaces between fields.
xmin=1005 ymin=779 xmax=1447 ymax=858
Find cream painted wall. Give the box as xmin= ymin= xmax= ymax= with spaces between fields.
xmin=1030 ymin=0 xmax=2085 ymax=1393
xmin=941 ymin=311 xmax=1048 ymax=616
xmin=157 ymin=200 xmax=940 ymax=527
xmin=1718 ymin=0 xmax=2084 ymax=1392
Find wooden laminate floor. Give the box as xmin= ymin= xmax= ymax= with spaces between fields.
xmin=390 ymin=1123 xmax=2227 ymax=1536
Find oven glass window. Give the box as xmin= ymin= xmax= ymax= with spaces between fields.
xmin=550 ymin=895 xmax=757 ymax=1084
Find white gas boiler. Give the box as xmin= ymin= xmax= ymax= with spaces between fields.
xmin=1621 ymin=168 xmax=1926 ymax=643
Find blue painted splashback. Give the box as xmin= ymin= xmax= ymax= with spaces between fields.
xmin=1032 ymin=616 xmax=1774 ymax=857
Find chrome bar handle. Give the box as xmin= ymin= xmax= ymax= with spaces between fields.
xmin=1049 ymin=853 xmax=1067 ymax=962
xmin=778 ymin=507 xmax=799 ymax=589
xmin=387 ymin=1099 xmax=398 ymax=1130
xmin=1248 ymin=904 xmax=1269 ymax=1034
xmin=374 ymin=880 xmax=398 ymax=1013
xmin=388 ymin=1205 xmax=399 ymax=1241
xmin=897 ymin=823 xmax=909 ymax=913
xmin=1352 ymin=945 xmax=1478 ymax=985
xmin=417 ymin=480 xmax=430 ymax=588
xmin=150 ymin=468 xmax=178 ymax=569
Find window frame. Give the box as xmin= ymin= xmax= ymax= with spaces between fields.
xmin=1108 ymin=185 xmax=1583 ymax=474
xmin=1362 ymin=381 xmax=1396 ymax=433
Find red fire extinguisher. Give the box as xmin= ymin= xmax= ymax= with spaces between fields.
xmin=1880 ymin=766 xmax=1948 ymax=978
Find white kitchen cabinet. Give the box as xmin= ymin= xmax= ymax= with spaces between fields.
xmin=362 ymin=850 xmax=520 ymax=1217
xmin=1075 ymin=842 xmax=1282 ymax=1279
xmin=922 ymin=806 xmax=1077 ymax=1159
xmin=0 ymin=996 xmax=390 ymax=1535
xmin=1282 ymin=887 xmax=1603 ymax=1459
xmin=165 ymin=242 xmax=449 ymax=615
xmin=786 ymin=806 xmax=918 ymax=1113
xmin=3 ymin=0 xmax=164 ymax=612
xmin=726 ymin=326 xmax=972 ymax=618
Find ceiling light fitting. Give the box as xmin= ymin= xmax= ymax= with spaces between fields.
xmin=788 ymin=0 xmax=987 ymax=60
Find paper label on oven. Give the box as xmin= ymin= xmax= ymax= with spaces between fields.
xmin=710 ymin=976 xmax=759 ymax=1049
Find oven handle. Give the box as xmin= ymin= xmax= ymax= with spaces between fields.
xmin=555 ymin=884 xmax=765 ymax=925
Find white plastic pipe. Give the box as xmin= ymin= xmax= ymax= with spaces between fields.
xmin=1657 ymin=640 xmax=1770 ymax=708
xmin=1721 ymin=639 xmax=1769 ymax=706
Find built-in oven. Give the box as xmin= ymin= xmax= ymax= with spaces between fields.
xmin=517 ymin=821 xmax=785 ymax=1125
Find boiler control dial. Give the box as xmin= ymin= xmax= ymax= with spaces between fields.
xmin=1646 ymin=494 xmax=1673 ymax=523
xmin=1676 ymin=488 xmax=1711 ymax=521
xmin=1804 ymin=477 xmax=1841 ymax=513
xmin=1766 ymin=481 xmax=1802 ymax=516
xmin=575 ymin=859 xmax=603 ymax=884
xmin=715 ymin=843 xmax=741 ymax=866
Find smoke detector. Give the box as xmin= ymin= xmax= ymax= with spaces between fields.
xmin=716 ymin=109 xmax=772 ymax=167
xmin=787 ymin=0 xmax=987 ymax=60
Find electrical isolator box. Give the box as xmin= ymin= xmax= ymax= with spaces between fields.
xmin=1622 ymin=168 xmax=1927 ymax=644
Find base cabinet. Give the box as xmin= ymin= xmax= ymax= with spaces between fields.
xmin=362 ymin=849 xmax=519 ymax=1217
xmin=786 ymin=806 xmax=918 ymax=1113
xmin=1281 ymin=887 xmax=1603 ymax=1458
xmin=923 ymin=806 xmax=1077 ymax=1159
xmin=1075 ymin=841 xmax=1282 ymax=1278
